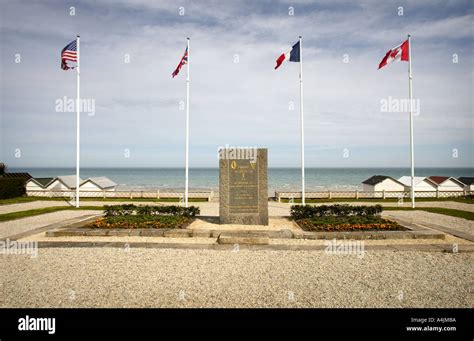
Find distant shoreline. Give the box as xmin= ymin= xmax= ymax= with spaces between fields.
xmin=8 ymin=167 xmax=472 ymax=193
xmin=8 ymin=167 xmax=474 ymax=169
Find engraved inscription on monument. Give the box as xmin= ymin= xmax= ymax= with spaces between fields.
xmin=219 ymin=148 xmax=268 ymax=225
xmin=229 ymin=160 xmax=259 ymax=214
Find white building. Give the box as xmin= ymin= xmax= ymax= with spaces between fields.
xmin=397 ymin=176 xmax=437 ymax=192
xmin=80 ymin=177 xmax=117 ymax=192
xmin=45 ymin=175 xmax=83 ymax=197
xmin=26 ymin=175 xmax=117 ymax=197
xmin=25 ymin=178 xmax=54 ymax=195
xmin=362 ymin=175 xmax=405 ymax=192
xmin=46 ymin=175 xmax=82 ymax=190
xmin=427 ymin=176 xmax=465 ymax=192
xmin=458 ymin=177 xmax=474 ymax=192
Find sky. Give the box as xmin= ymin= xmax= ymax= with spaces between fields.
xmin=0 ymin=0 xmax=472 ymax=168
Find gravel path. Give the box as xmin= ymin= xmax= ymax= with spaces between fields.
xmin=383 ymin=210 xmax=473 ymax=236
xmin=1 ymin=248 xmax=472 ymax=308
xmin=0 ymin=210 xmax=102 ymax=239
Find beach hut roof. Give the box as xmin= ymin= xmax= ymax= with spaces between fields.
xmin=397 ymin=176 xmax=437 ymax=187
xmin=81 ymin=177 xmax=117 ymax=189
xmin=55 ymin=175 xmax=83 ymax=189
xmin=362 ymin=175 xmax=403 ymax=186
xmin=458 ymin=177 xmax=474 ymax=185
xmin=28 ymin=177 xmax=55 ymax=188
xmin=427 ymin=176 xmax=464 ymax=186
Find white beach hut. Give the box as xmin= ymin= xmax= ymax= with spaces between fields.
xmin=80 ymin=177 xmax=117 ymax=197
xmin=427 ymin=176 xmax=465 ymax=192
xmin=25 ymin=178 xmax=54 ymax=195
xmin=458 ymin=177 xmax=474 ymax=192
xmin=362 ymin=175 xmax=405 ymax=192
xmin=46 ymin=175 xmax=82 ymax=197
xmin=397 ymin=176 xmax=437 ymax=192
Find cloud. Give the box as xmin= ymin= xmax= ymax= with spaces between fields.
xmin=0 ymin=0 xmax=472 ymax=168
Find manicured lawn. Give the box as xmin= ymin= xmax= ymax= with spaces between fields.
xmin=0 ymin=206 xmax=103 ymax=222
xmin=384 ymin=207 xmax=474 ymax=221
xmin=0 ymin=197 xmax=66 ymax=205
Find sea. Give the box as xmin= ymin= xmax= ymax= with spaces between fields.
xmin=9 ymin=167 xmax=474 ymax=194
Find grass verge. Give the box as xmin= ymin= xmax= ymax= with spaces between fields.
xmin=0 ymin=206 xmax=103 ymax=222
xmin=0 ymin=197 xmax=67 ymax=205
xmin=384 ymin=207 xmax=474 ymax=221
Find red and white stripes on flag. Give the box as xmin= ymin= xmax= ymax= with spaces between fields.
xmin=378 ymin=39 xmax=409 ymax=69
xmin=61 ymin=39 xmax=77 ymax=70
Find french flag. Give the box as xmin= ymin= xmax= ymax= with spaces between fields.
xmin=274 ymin=41 xmax=300 ymax=69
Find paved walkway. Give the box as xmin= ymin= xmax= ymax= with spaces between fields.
xmin=1 ymin=200 xmax=472 ymax=215
xmin=383 ymin=210 xmax=474 ymax=241
xmin=0 ymin=210 xmax=102 ymax=239
xmin=1 ymin=202 xmax=473 ymax=243
xmin=0 ymin=200 xmax=73 ymax=214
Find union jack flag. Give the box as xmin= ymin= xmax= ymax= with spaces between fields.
xmin=172 ymin=46 xmax=188 ymax=78
xmin=61 ymin=39 xmax=77 ymax=70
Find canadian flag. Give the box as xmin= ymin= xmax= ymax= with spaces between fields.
xmin=378 ymin=39 xmax=409 ymax=69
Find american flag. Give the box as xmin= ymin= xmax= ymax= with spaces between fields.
xmin=61 ymin=39 xmax=77 ymax=70
xmin=172 ymin=47 xmax=188 ymax=78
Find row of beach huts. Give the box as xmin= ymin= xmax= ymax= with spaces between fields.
xmin=275 ymin=175 xmax=473 ymax=201
xmin=25 ymin=175 xmax=117 ymax=196
xmin=362 ymin=175 xmax=473 ymax=192
xmin=0 ymin=171 xmax=118 ymax=197
xmin=3 ymin=172 xmax=473 ymax=199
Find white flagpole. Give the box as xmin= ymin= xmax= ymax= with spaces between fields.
xmin=76 ymin=35 xmax=81 ymax=208
xmin=299 ymin=36 xmax=306 ymax=205
xmin=408 ymin=34 xmax=415 ymax=209
xmin=185 ymin=38 xmax=190 ymax=208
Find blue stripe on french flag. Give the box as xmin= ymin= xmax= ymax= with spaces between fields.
xmin=275 ymin=41 xmax=300 ymax=69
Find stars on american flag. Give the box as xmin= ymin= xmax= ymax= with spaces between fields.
xmin=61 ymin=39 xmax=77 ymax=70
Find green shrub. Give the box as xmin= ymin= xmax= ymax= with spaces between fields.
xmin=290 ymin=204 xmax=383 ymax=220
xmin=103 ymin=204 xmax=200 ymax=218
xmin=0 ymin=178 xmax=26 ymax=199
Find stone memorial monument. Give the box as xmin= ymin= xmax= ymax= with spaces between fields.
xmin=219 ymin=148 xmax=268 ymax=225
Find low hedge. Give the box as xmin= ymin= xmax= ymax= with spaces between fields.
xmin=290 ymin=204 xmax=383 ymax=220
xmin=103 ymin=204 xmax=200 ymax=218
xmin=0 ymin=178 xmax=26 ymax=199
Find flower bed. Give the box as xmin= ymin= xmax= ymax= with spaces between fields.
xmin=88 ymin=204 xmax=199 ymax=229
xmin=291 ymin=204 xmax=405 ymax=231
xmin=296 ymin=216 xmax=403 ymax=232
xmin=89 ymin=215 xmax=192 ymax=229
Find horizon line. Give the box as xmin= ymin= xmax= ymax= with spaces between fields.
xmin=7 ymin=166 xmax=474 ymax=169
